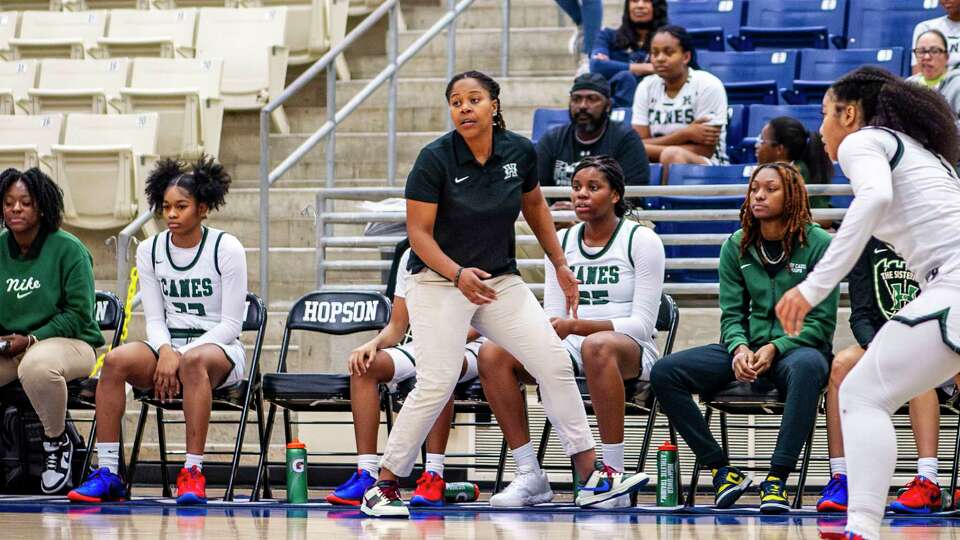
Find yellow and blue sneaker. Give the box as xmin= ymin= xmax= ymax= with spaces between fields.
xmin=712 ymin=466 xmax=752 ymax=509
xmin=759 ymin=475 xmax=790 ymax=514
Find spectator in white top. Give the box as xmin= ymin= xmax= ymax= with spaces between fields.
xmin=912 ymin=0 xmax=960 ymax=74
xmin=632 ymin=25 xmax=729 ymax=179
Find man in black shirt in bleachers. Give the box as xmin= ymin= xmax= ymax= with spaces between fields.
xmin=536 ymin=73 xmax=652 ymax=210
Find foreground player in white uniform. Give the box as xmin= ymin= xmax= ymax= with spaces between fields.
xmin=326 ymin=247 xmax=481 ymax=507
xmin=479 ymin=156 xmax=664 ymax=508
xmin=776 ymin=66 xmax=960 ymax=540
xmin=70 ymin=157 xmax=246 ymax=506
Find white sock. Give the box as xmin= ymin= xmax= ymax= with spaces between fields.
xmin=830 ymin=457 xmax=847 ymax=477
xmin=357 ymin=454 xmax=379 ymax=477
xmin=511 ymin=442 xmax=541 ymax=475
xmin=425 ymin=453 xmax=445 ymax=477
xmin=184 ymin=453 xmax=204 ymax=471
xmin=97 ymin=442 xmax=121 ymax=475
xmin=601 ymin=443 xmax=625 ymax=473
xmin=918 ymin=457 xmax=939 ymax=484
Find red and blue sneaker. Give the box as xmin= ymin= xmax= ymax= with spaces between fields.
xmin=816 ymin=474 xmax=848 ymax=512
xmin=176 ymin=466 xmax=207 ymax=505
xmin=410 ymin=471 xmax=445 ymax=507
xmin=889 ymin=476 xmax=941 ymax=514
xmin=327 ymin=469 xmax=376 ymax=506
xmin=67 ymin=468 xmax=127 ymax=503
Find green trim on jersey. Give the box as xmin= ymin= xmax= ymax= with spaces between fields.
xmin=166 ymin=226 xmax=209 ymax=272
xmin=394 ymin=345 xmax=416 ymax=366
xmin=169 ymin=328 xmax=206 ymax=339
xmin=577 ymin=218 xmax=626 ymax=260
xmin=151 ymin=234 xmax=159 ymax=271
xmin=561 ymin=228 xmax=572 ymax=250
xmin=213 ymin=231 xmax=225 ymax=276
xmin=891 ymin=308 xmax=960 ymax=355
xmin=626 ymin=222 xmax=639 ymax=268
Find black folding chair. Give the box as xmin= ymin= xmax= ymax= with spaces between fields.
xmin=0 ymin=290 xmax=126 ymax=485
xmin=253 ymin=290 xmax=391 ymax=500
xmin=126 ymin=293 xmax=268 ymax=501
xmin=511 ymin=293 xmax=681 ymax=492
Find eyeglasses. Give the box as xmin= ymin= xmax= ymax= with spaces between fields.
xmin=913 ymin=47 xmax=948 ymax=57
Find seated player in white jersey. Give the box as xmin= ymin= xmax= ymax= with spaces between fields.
xmin=479 ymin=156 xmax=665 ymax=508
xmin=69 ymin=156 xmax=246 ymax=506
xmin=327 ymin=247 xmax=482 ymax=508
xmin=632 ymin=25 xmax=729 ymax=174
xmin=776 ymin=66 xmax=960 ymax=540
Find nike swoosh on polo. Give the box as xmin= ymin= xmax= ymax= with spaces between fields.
xmin=454 ymin=176 xmax=470 ymax=183
xmin=740 ymin=264 xmax=752 ymax=270
xmin=16 ymin=291 xmax=34 ymax=299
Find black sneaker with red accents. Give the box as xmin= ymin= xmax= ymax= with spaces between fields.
xmin=360 ymin=480 xmax=409 ymax=518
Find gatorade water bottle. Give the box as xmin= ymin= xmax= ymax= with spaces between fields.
xmin=656 ymin=441 xmax=678 ymax=506
xmin=444 ymin=482 xmax=480 ymax=503
xmin=286 ymin=439 xmax=308 ymax=503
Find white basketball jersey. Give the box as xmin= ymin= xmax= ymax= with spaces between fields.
xmin=561 ymin=219 xmax=642 ymax=322
xmin=148 ymin=226 xmax=230 ymax=338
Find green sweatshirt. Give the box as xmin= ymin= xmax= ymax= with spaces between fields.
xmin=0 ymin=229 xmax=104 ymax=349
xmin=719 ymin=224 xmax=839 ymax=358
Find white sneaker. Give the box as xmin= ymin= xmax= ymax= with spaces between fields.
xmin=360 ymin=481 xmax=409 ymax=518
xmin=41 ymin=433 xmax=73 ymax=494
xmin=590 ymin=493 xmax=633 ymax=509
xmin=568 ymin=25 xmax=582 ymax=55
xmin=575 ymin=464 xmax=649 ymax=507
xmin=490 ymin=469 xmax=554 ymax=507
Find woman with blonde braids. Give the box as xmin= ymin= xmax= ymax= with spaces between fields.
xmin=651 ymin=162 xmax=839 ymax=514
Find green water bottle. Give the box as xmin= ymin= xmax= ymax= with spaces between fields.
xmin=286 ymin=439 xmax=308 ymax=503
xmin=444 ymin=481 xmax=480 ymax=503
xmin=656 ymin=441 xmax=678 ymax=507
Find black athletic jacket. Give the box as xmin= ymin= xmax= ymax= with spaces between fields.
xmin=847 ymin=237 xmax=920 ymax=349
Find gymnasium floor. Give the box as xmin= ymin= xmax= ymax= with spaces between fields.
xmin=3 ymin=495 xmax=960 ymax=539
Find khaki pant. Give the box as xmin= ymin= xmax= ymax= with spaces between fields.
xmin=0 ymin=337 xmax=96 ymax=438
xmin=380 ymin=270 xmax=594 ymax=477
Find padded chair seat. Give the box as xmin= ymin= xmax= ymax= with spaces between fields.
xmin=701 ymin=380 xmax=785 ymax=414
xmin=262 ymin=373 xmax=351 ymax=411
xmin=392 ymin=376 xmax=486 ymax=412
xmin=0 ymin=378 xmax=97 ymax=410
xmin=134 ymin=380 xmax=251 ymax=411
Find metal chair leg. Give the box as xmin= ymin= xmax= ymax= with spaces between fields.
xmin=719 ymin=412 xmax=729 ymax=454
xmin=252 ymin=402 xmax=278 ymax=501
xmin=225 ymin=382 xmax=257 ymax=502
xmin=792 ymin=423 xmax=816 ymax=509
xmin=81 ymin=416 xmax=98 ymax=477
xmin=494 ymin=438 xmax=507 ymax=494
xmin=536 ymin=420 xmax=552 ymax=465
xmin=685 ymin=407 xmax=713 ymax=508
xmin=253 ymin=387 xmax=272 ymax=500
xmin=637 ymin=398 xmax=658 ymax=474
xmin=156 ymin=408 xmax=171 ymax=498
xmin=126 ymin=402 xmax=150 ymax=496
xmin=951 ymin=407 xmax=960 ymax=510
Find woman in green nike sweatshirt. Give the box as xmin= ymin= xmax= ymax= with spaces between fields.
xmin=0 ymin=168 xmax=104 ymax=494
xmin=650 ymin=162 xmax=839 ymax=514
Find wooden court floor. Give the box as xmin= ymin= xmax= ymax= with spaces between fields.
xmin=3 ymin=505 xmax=960 ymax=540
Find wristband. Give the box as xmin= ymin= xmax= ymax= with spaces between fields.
xmin=453 ymin=267 xmax=465 ymax=288
xmin=27 ymin=335 xmax=38 ymax=349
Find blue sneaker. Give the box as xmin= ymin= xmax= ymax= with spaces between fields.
xmin=327 ymin=469 xmax=376 ymax=506
xmin=68 ymin=468 xmax=127 ymax=503
xmin=817 ymin=474 xmax=848 ymax=512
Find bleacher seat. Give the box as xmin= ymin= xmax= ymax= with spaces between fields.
xmin=150 ymin=0 xmax=225 ymax=8
xmin=735 ymin=103 xmax=822 ymax=163
xmin=725 ymin=104 xmax=747 ymax=162
xmin=62 ymin=0 xmax=144 ymax=9
xmin=845 ymin=0 xmax=944 ymax=52
xmin=29 ymin=58 xmax=130 ymax=114
xmin=609 ymin=106 xmax=631 ymax=125
xmin=729 ymin=0 xmax=847 ymax=51
xmin=530 ymin=107 xmax=637 ymax=145
xmin=0 ymin=11 xmax=17 ymax=60
xmin=121 ymin=57 xmax=223 ymax=158
xmin=698 ymin=50 xmax=798 ymax=105
xmin=196 ymin=7 xmax=288 ymax=130
xmin=0 ymin=0 xmax=54 ymax=10
xmin=0 ymin=113 xmax=63 ymax=171
xmin=667 ymin=0 xmax=744 ymax=51
xmin=98 ymin=8 xmax=198 ymax=59
xmin=783 ymin=48 xmax=906 ymax=104
xmin=51 ymin=112 xmax=158 ymax=229
xmin=652 ymin=164 xmax=751 ymax=282
xmin=0 ymin=59 xmax=39 ymax=114
xmin=9 ymin=11 xmax=108 ymax=60
xmin=233 ymin=0 xmax=343 ymax=69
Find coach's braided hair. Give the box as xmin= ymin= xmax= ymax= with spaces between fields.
xmin=0 ymin=168 xmax=64 ymax=233
xmin=572 ymin=155 xmax=632 ymax=218
xmin=144 ymin=155 xmax=231 ymax=214
xmin=445 ymin=70 xmax=506 ymax=130
xmin=738 ymin=162 xmax=812 ymax=260
xmin=829 ymin=66 xmax=960 ymax=164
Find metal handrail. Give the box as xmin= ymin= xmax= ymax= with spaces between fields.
xmin=114 ymin=210 xmax=154 ymax=297
xmin=258 ymin=0 xmax=510 ymax=306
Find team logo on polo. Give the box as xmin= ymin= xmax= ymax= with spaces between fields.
xmin=874 ymin=257 xmax=919 ymax=319
xmin=503 ymin=163 xmax=518 ymax=180
xmin=302 ymin=299 xmax=381 ymax=323
xmin=6 ymin=277 xmax=41 ymax=299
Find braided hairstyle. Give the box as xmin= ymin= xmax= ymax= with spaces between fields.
xmin=144 ymin=154 xmax=231 ymax=214
xmin=445 ymin=70 xmax=506 ymax=130
xmin=0 ymin=167 xmax=64 ymax=233
xmin=829 ymin=66 xmax=960 ymax=163
xmin=613 ymin=0 xmax=668 ymax=52
xmin=767 ymin=116 xmax=833 ymax=185
xmin=738 ymin=162 xmax=812 ymax=260
xmin=571 ymin=155 xmax=631 ymax=218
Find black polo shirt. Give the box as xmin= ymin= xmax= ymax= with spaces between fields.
xmin=405 ymin=128 xmax=538 ymax=277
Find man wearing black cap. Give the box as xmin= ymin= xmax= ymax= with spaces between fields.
xmin=537 ymin=73 xmax=651 ymax=201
